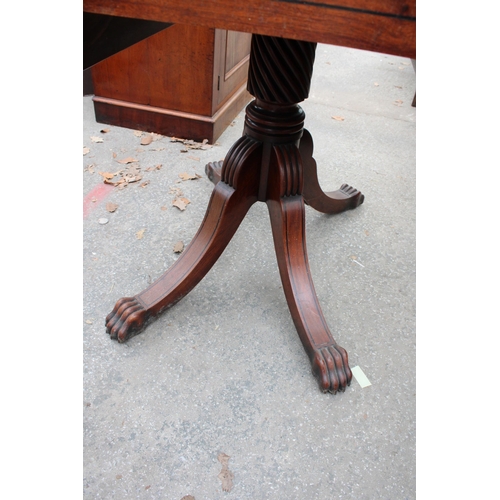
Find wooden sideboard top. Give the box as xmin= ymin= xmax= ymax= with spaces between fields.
xmin=83 ymin=0 xmax=416 ymax=59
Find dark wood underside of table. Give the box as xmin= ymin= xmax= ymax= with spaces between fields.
xmin=83 ymin=0 xmax=416 ymax=60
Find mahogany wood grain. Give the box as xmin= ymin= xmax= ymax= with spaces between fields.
xmin=83 ymin=0 xmax=416 ymax=59
xmin=105 ymin=35 xmax=364 ymax=393
xmin=91 ymin=24 xmax=251 ymax=142
xmin=92 ymin=90 xmax=251 ymax=144
xmin=92 ymin=24 xmax=215 ymax=115
xmin=300 ymin=129 xmax=364 ymax=213
xmin=214 ymin=30 xmax=253 ymax=110
xmin=95 ymin=0 xmax=415 ymax=394
xmin=106 ymin=139 xmax=262 ymax=341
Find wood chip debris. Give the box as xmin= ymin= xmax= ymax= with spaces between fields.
xmin=173 ymin=241 xmax=184 ymax=254
xmin=90 ymin=136 xmax=104 ymax=143
xmin=134 ymin=130 xmax=163 ymax=141
xmin=145 ymin=164 xmax=162 ymax=172
xmin=172 ymin=197 xmax=190 ymax=211
xmin=217 ymin=453 xmax=234 ymax=492
xmin=140 ymin=134 xmax=153 ymax=145
xmin=170 ymin=137 xmax=213 ymax=151
xmin=178 ymin=172 xmax=202 ymax=181
xmin=98 ymin=171 xmax=120 ymax=181
xmin=136 ymin=229 xmax=146 ymax=239
xmin=117 ymin=157 xmax=139 ymax=164
xmin=100 ymin=165 xmax=143 ymax=188
xmin=106 ymin=202 xmax=118 ymax=213
xmin=332 ymin=116 xmax=345 ymax=121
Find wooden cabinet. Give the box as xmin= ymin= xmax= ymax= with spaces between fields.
xmin=91 ymin=24 xmax=252 ymax=143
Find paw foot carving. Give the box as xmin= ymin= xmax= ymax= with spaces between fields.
xmin=105 ymin=297 xmax=149 ymax=343
xmin=339 ymin=183 xmax=364 ymax=207
xmin=311 ymin=344 xmax=352 ymax=394
xmin=205 ymin=160 xmax=223 ymax=185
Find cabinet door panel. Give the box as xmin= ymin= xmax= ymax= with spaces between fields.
xmin=214 ymin=30 xmax=252 ymax=110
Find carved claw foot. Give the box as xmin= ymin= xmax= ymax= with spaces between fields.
xmin=304 ymin=180 xmax=365 ymax=214
xmin=105 ymin=297 xmax=149 ymax=343
xmin=205 ymin=160 xmax=223 ymax=185
xmin=337 ymin=183 xmax=365 ymax=208
xmin=311 ymin=344 xmax=352 ymax=394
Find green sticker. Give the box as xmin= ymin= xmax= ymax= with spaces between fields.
xmin=351 ymin=366 xmax=372 ymax=388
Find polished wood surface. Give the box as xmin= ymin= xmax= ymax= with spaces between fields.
xmin=91 ymin=25 xmax=251 ymax=142
xmin=83 ymin=0 xmax=416 ymax=59
xmin=93 ymin=1 xmax=415 ymax=394
xmin=105 ymin=35 xmax=364 ymax=394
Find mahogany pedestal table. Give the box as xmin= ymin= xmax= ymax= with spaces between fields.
xmin=105 ymin=34 xmax=365 ymax=394
xmin=86 ymin=0 xmax=415 ymax=395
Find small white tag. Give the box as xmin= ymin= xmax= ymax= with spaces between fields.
xmin=351 ymin=366 xmax=372 ymax=388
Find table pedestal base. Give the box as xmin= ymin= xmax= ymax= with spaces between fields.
xmin=105 ymin=35 xmax=364 ymax=394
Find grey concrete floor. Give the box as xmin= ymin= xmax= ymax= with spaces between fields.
xmin=83 ymin=43 xmax=416 ymax=499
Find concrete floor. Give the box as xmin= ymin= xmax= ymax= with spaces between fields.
xmin=83 ymin=43 xmax=416 ymax=499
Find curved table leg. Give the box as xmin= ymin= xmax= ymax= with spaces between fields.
xmin=106 ymin=137 xmax=262 ymax=342
xmin=266 ymin=144 xmax=352 ymax=393
xmin=300 ymin=129 xmax=364 ymax=214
